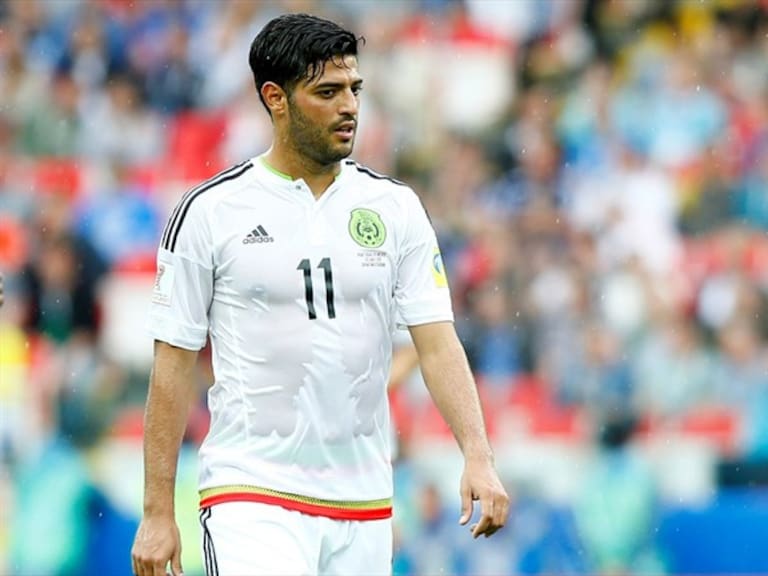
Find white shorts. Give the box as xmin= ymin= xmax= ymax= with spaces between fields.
xmin=198 ymin=502 xmax=393 ymax=575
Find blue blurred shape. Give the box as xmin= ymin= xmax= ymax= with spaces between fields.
xmin=660 ymin=489 xmax=768 ymax=575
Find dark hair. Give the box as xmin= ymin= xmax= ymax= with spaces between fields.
xmin=248 ymin=13 xmax=361 ymax=112
xmin=597 ymin=412 xmax=637 ymax=450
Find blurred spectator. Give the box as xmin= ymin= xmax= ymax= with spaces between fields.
xmin=0 ymin=27 xmax=49 ymax=124
xmin=20 ymin=233 xmax=102 ymax=344
xmin=395 ymin=482 xmax=469 ymax=575
xmin=647 ymin=47 xmax=726 ymax=170
xmin=20 ymin=190 xmax=107 ymax=345
xmin=513 ymin=492 xmax=589 ymax=575
xmin=568 ymin=144 xmax=681 ymax=279
xmin=79 ymin=70 xmax=164 ymax=164
xmin=480 ymin=107 xmax=565 ymax=222
xmin=0 ymin=283 xmax=30 ymax=464
xmin=574 ymin=412 xmax=667 ymax=575
xmin=679 ymin=140 xmax=739 ymax=236
xmin=197 ymin=1 xmax=268 ymax=108
xmin=9 ymin=435 xmax=93 ymax=575
xmin=18 ymin=68 xmax=81 ymax=157
xmin=558 ymin=322 xmax=635 ymax=416
xmin=633 ymin=313 xmax=715 ymax=420
xmin=734 ymin=138 xmax=768 ymax=230
xmin=74 ymin=163 xmax=163 ymax=265
xmin=695 ymin=227 xmax=758 ymax=332
xmin=557 ymin=59 xmax=616 ymax=171
xmin=598 ymin=259 xmax=654 ymax=340
xmin=8 ymin=366 xmax=113 ymax=576
xmin=57 ymin=9 xmax=124 ymax=94
xmin=463 ymin=277 xmax=524 ymax=391
xmin=144 ymin=20 xmax=202 ymax=114
xmin=711 ymin=318 xmax=768 ymax=415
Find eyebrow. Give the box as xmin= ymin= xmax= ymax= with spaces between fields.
xmin=313 ymin=79 xmax=364 ymax=90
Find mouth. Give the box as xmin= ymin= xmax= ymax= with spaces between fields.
xmin=334 ymin=121 xmax=356 ymax=140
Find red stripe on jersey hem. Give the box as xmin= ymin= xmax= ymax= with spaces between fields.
xmin=199 ymin=492 xmax=393 ymax=521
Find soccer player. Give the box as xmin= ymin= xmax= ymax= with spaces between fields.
xmin=131 ymin=13 xmax=508 ymax=576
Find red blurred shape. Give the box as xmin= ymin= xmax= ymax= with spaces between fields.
xmin=413 ymin=399 xmax=455 ymax=440
xmin=505 ymin=374 xmax=553 ymax=413
xmin=112 ymin=251 xmax=157 ymax=276
xmin=110 ymin=406 xmax=145 ymax=440
xmin=164 ymin=111 xmax=227 ymax=183
xmin=528 ymin=404 xmax=584 ymax=440
xmin=678 ymin=407 xmax=741 ymax=455
xmin=0 ymin=216 xmax=28 ymax=271
xmin=33 ymin=158 xmax=83 ymax=200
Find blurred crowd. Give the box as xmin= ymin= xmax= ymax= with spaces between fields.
xmin=2 ymin=0 xmax=768 ymax=574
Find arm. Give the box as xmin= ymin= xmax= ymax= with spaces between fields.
xmin=132 ymin=340 xmax=199 ymax=576
xmin=409 ymin=321 xmax=509 ymax=538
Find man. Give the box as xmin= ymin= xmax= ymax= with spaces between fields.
xmin=131 ymin=13 xmax=508 ymax=576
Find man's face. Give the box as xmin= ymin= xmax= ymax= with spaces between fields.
xmin=286 ymin=55 xmax=362 ymax=166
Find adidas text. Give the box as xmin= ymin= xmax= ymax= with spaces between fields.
xmin=243 ymin=236 xmax=274 ymax=244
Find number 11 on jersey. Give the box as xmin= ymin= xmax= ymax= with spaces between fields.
xmin=297 ymin=257 xmax=336 ymax=320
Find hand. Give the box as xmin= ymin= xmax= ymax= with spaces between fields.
xmin=131 ymin=514 xmax=183 ymax=576
xmin=458 ymin=457 xmax=510 ymax=538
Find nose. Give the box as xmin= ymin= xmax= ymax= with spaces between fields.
xmin=339 ymin=87 xmax=359 ymax=117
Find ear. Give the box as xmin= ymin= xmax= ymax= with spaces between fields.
xmin=261 ymin=82 xmax=287 ymax=116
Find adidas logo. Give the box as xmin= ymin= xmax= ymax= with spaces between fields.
xmin=242 ymin=225 xmax=274 ymax=244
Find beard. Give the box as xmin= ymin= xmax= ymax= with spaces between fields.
xmin=287 ymin=99 xmax=354 ymax=166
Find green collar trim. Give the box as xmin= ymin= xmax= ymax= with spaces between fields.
xmin=260 ymin=156 xmax=293 ymax=181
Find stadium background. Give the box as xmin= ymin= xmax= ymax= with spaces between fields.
xmin=2 ymin=0 xmax=768 ymax=574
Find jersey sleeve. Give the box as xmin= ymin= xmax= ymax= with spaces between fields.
xmin=146 ymin=198 xmax=214 ymax=350
xmin=394 ymin=189 xmax=454 ymax=326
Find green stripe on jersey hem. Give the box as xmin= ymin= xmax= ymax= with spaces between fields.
xmin=199 ymin=484 xmax=392 ymax=510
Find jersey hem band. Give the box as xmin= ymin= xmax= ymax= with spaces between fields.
xmin=199 ymin=485 xmax=393 ymax=521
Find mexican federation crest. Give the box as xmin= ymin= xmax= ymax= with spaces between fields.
xmin=349 ymin=208 xmax=386 ymax=248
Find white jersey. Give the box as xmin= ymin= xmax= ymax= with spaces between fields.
xmin=148 ymin=156 xmax=453 ymax=520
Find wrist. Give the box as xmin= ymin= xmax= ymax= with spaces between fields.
xmin=142 ymin=500 xmax=175 ymax=518
xmin=462 ymin=443 xmax=494 ymax=464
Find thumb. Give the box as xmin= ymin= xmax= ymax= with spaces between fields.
xmin=459 ymin=484 xmax=473 ymax=525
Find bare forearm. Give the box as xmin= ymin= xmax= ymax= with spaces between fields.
xmin=417 ymin=330 xmax=493 ymax=461
xmin=142 ymin=343 xmax=197 ymax=516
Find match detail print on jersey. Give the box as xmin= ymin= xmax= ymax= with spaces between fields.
xmin=151 ymin=263 xmax=175 ymax=306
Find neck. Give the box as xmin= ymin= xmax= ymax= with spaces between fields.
xmin=264 ymin=142 xmax=341 ymax=199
